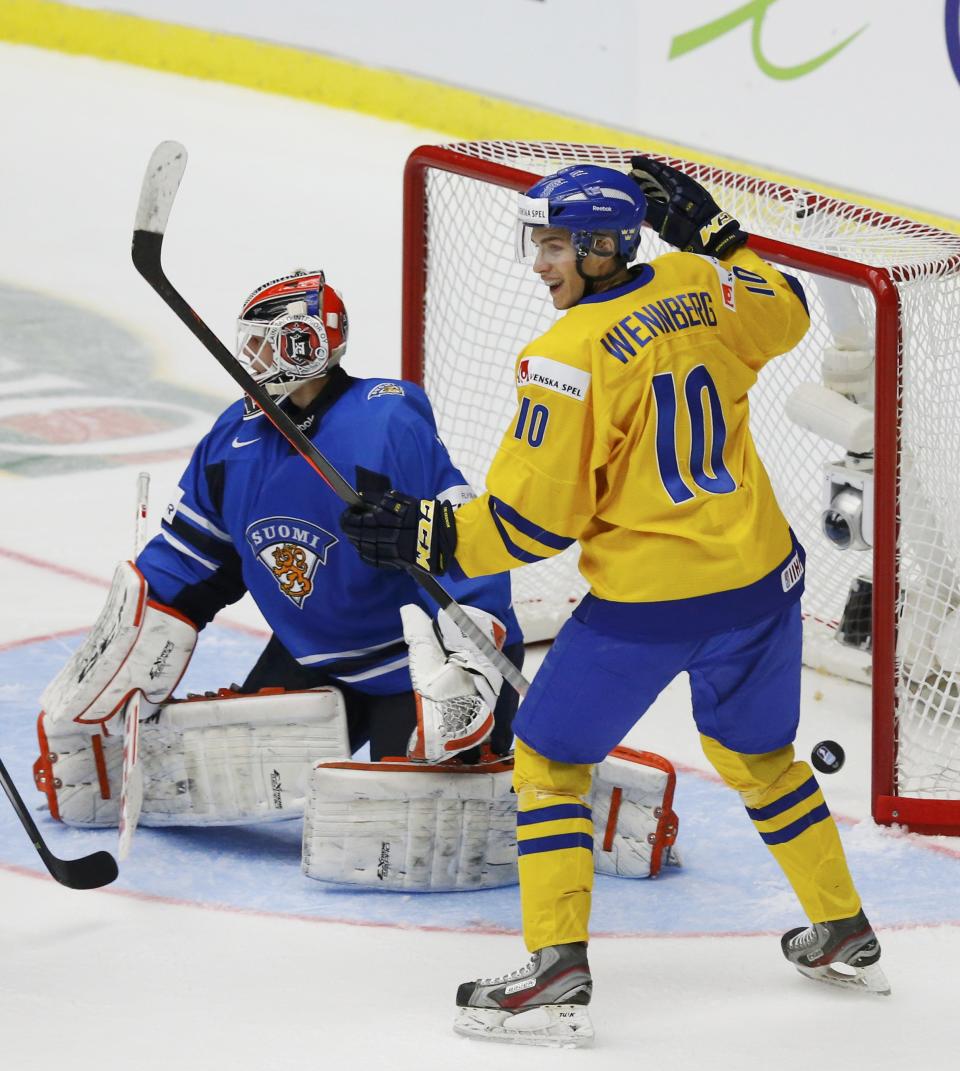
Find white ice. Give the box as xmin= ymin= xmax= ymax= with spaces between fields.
xmin=0 ymin=43 xmax=957 ymax=1071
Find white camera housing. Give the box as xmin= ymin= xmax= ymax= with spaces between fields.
xmin=822 ymin=459 xmax=874 ymax=551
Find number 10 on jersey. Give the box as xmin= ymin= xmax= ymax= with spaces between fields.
xmin=653 ymin=366 xmax=736 ymax=504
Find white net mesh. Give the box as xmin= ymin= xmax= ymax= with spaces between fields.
xmin=408 ymin=140 xmax=960 ymax=808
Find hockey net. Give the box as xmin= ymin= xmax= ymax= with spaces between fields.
xmin=402 ymin=141 xmax=960 ymax=834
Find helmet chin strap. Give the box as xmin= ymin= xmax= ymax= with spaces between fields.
xmin=575 ymin=253 xmax=627 ymax=297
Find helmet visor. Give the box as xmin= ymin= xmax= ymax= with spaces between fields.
xmin=515 ymin=194 xmax=552 ymax=264
xmin=516 ymin=222 xmax=543 ymax=265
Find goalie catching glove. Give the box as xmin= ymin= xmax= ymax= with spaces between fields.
xmin=629 ymin=156 xmax=748 ymax=258
xmin=340 ymin=490 xmax=456 ymax=575
xmin=402 ymin=603 xmax=504 ymax=762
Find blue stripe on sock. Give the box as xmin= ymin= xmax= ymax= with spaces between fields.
xmin=757 ymin=803 xmax=831 ymax=845
xmin=745 ymin=776 xmax=819 ymax=822
xmin=517 ymin=804 xmax=592 ymax=827
xmin=517 ymin=832 xmax=594 ymax=857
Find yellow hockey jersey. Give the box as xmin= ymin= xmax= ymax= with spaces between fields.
xmin=452 ymin=246 xmax=810 ymax=638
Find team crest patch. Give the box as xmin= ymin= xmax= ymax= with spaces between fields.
xmin=367 ymin=382 xmax=405 ymax=399
xmin=245 ymin=516 xmax=337 ymax=608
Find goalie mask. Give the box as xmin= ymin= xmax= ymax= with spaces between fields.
xmin=516 ymin=165 xmax=646 ymax=266
xmin=237 ymin=270 xmax=348 ymax=401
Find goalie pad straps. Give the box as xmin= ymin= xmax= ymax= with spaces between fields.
xmin=40 ymin=560 xmax=197 ymax=728
xmin=402 ymin=603 xmax=505 ymax=763
xmin=303 ymin=757 xmax=518 ymax=890
xmin=590 ymin=746 xmax=680 ymax=878
xmin=34 ymin=688 xmax=350 ymax=826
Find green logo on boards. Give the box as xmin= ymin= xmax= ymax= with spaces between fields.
xmin=670 ymin=0 xmax=868 ymax=80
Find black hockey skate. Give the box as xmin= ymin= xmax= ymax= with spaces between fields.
xmin=454 ymin=942 xmax=594 ymax=1048
xmin=781 ymin=908 xmax=890 ymax=995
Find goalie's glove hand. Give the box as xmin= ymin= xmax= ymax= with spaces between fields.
xmin=401 ymin=604 xmax=504 ymax=763
xmin=340 ymin=490 xmax=457 ymax=574
xmin=629 ymin=156 xmax=748 ymax=258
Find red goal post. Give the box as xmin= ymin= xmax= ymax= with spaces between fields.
xmin=401 ymin=141 xmax=960 ymax=836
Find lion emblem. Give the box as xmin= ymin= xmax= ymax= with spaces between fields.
xmin=270 ymin=543 xmax=314 ymax=599
xmin=246 ymin=516 xmax=336 ymax=608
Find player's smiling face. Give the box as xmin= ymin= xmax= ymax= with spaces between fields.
xmin=531 ymin=228 xmax=585 ymax=310
xmin=531 ymin=228 xmax=629 ymax=309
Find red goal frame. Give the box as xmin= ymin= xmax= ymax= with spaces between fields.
xmin=401 ymin=143 xmax=960 ymax=836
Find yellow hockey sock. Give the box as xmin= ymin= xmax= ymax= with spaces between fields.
xmin=514 ymin=739 xmax=595 ymax=952
xmin=700 ymin=734 xmax=861 ymax=923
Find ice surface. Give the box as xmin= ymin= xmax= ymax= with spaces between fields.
xmin=0 ymin=43 xmax=957 ymax=1070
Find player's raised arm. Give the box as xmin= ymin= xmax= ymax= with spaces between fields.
xmin=630 ymin=155 xmax=810 ymax=364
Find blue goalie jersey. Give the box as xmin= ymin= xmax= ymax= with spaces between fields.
xmin=137 ymin=369 xmax=522 ymax=695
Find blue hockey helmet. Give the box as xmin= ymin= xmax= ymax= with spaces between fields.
xmin=516 ymin=164 xmax=646 ymax=265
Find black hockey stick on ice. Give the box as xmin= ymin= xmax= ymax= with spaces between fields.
xmin=0 ymin=757 xmax=118 ymax=890
xmin=131 ymin=141 xmax=528 ymax=697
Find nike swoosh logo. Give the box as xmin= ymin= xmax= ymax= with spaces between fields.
xmin=231 ymin=436 xmax=261 ymax=448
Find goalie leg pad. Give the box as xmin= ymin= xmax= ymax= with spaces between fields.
xmin=35 ymin=688 xmax=351 ymax=826
xmin=302 ymin=757 xmax=518 ymax=890
xmin=590 ymin=746 xmax=680 ymax=878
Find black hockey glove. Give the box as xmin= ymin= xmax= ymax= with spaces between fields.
xmin=340 ymin=490 xmax=457 ymax=575
xmin=629 ymin=156 xmax=748 ymax=258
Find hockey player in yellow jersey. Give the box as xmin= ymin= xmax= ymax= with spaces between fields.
xmin=342 ymin=157 xmax=888 ymax=1046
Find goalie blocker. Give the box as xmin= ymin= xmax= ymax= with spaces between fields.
xmin=40 ymin=560 xmax=197 ymax=731
xmin=302 ymin=746 xmax=679 ymax=891
xmin=34 ymin=559 xmax=354 ymax=825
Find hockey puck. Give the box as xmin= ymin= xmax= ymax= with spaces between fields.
xmin=811 ymin=740 xmax=845 ymax=774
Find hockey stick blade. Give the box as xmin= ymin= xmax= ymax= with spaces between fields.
xmin=117 ymin=477 xmax=151 ymax=861
xmin=134 ymin=140 xmax=188 ymax=236
xmin=131 ymin=142 xmax=528 ymax=698
xmin=0 ymin=758 xmax=118 ymax=890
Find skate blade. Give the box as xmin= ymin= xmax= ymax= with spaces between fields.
xmin=453 ymin=1004 xmax=594 ymax=1048
xmin=794 ymin=960 xmax=891 ymax=996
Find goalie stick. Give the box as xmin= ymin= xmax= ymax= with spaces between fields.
xmin=0 ymin=757 xmax=118 ymax=890
xmin=117 ymin=471 xmax=151 ymax=861
xmin=130 ymin=141 xmax=529 ymax=698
